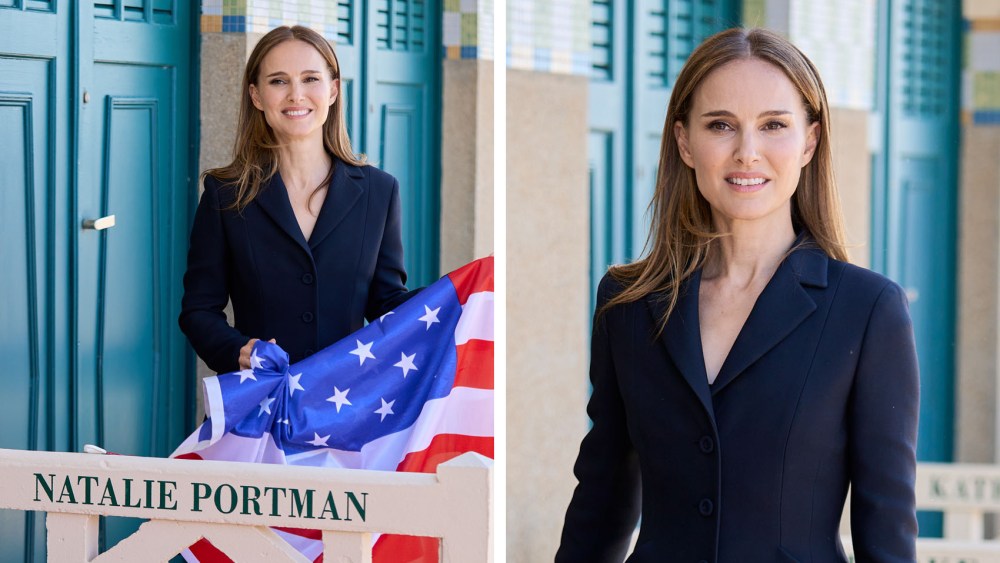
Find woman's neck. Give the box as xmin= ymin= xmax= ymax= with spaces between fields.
xmin=276 ymin=139 xmax=332 ymax=193
xmin=703 ymin=216 xmax=797 ymax=288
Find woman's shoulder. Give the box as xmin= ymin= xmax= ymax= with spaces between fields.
xmin=827 ymin=256 xmax=910 ymax=310
xmin=339 ymin=159 xmax=398 ymax=190
xmin=200 ymin=173 xmax=240 ymax=207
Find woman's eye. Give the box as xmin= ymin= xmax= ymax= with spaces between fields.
xmin=708 ymin=121 xmax=733 ymax=132
xmin=304 ymin=76 xmax=320 ymax=82
xmin=763 ymin=121 xmax=787 ymax=130
xmin=269 ymin=79 xmax=286 ymax=85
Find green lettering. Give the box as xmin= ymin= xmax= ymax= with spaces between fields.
xmin=158 ymin=481 xmax=177 ymax=510
xmin=241 ymin=485 xmax=262 ymax=516
xmin=345 ymin=492 xmax=367 ymax=522
xmin=123 ymin=478 xmax=142 ymax=508
xmin=192 ymin=483 xmax=212 ymax=512
xmin=215 ymin=484 xmax=238 ymax=514
xmin=318 ymin=492 xmax=340 ymax=520
xmin=57 ymin=476 xmax=77 ymax=504
xmin=34 ymin=473 xmax=55 ymax=502
xmin=931 ymin=477 xmax=946 ymax=498
xmin=99 ymin=479 xmax=119 ymax=507
xmin=143 ymin=479 xmax=154 ymax=509
xmin=263 ymin=486 xmax=286 ymax=516
xmin=77 ymin=476 xmax=99 ymax=505
xmin=289 ymin=488 xmax=315 ymax=519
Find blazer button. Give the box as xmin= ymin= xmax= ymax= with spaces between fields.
xmin=302 ymin=273 xmax=314 ymax=284
xmin=699 ymin=498 xmax=714 ymax=516
xmin=303 ymin=348 xmax=314 ymax=356
xmin=302 ymin=312 xmax=314 ymax=323
xmin=699 ymin=436 xmax=714 ymax=453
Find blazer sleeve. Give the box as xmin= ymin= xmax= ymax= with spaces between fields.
xmin=556 ymin=276 xmax=641 ymax=563
xmin=848 ymin=281 xmax=919 ymax=561
xmin=178 ymin=178 xmax=250 ymax=374
xmin=364 ymin=177 xmax=412 ymax=320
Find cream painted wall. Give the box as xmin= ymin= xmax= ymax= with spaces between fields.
xmin=957 ymin=127 xmax=1000 ymax=463
xmin=829 ymin=108 xmax=871 ymax=268
xmin=440 ymin=59 xmax=495 ymax=273
xmin=506 ymin=69 xmax=590 ymax=562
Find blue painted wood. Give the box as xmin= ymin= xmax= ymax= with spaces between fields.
xmin=0 ymin=1 xmax=194 ymax=559
xmin=0 ymin=4 xmax=72 ymax=560
xmin=366 ymin=0 xmax=440 ymax=288
xmin=873 ymin=0 xmax=961 ymax=537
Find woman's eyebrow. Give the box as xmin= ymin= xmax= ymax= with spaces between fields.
xmin=264 ymin=70 xmax=322 ymax=78
xmin=699 ymin=109 xmax=793 ymax=118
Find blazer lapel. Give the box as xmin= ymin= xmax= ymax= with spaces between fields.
xmin=649 ymin=270 xmax=716 ymax=419
xmin=710 ymin=246 xmax=827 ymax=395
xmin=308 ymin=159 xmax=364 ymax=250
xmin=255 ymin=173 xmax=311 ymax=254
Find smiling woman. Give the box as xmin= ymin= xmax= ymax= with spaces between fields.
xmin=556 ymin=28 xmax=919 ymax=563
xmin=179 ymin=25 xmax=413 ymax=375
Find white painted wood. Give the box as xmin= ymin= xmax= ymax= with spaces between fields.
xmin=0 ymin=449 xmax=492 ymax=562
xmin=944 ymin=509 xmax=985 ymax=540
xmin=45 ymin=513 xmax=98 ymax=562
xmin=322 ymin=531 xmax=373 ymax=563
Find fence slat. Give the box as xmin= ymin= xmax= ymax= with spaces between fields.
xmin=46 ymin=513 xmax=99 ymax=562
xmin=323 ymin=531 xmax=373 ymax=563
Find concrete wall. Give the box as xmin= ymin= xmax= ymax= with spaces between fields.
xmin=440 ymin=59 xmax=495 ymax=273
xmin=957 ymin=127 xmax=1000 ymax=463
xmin=506 ymin=68 xmax=590 ymax=562
xmin=829 ymin=108 xmax=871 ymax=267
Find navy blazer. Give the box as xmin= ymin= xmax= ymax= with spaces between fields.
xmin=179 ymin=160 xmax=410 ymax=374
xmin=556 ymin=245 xmax=919 ymax=563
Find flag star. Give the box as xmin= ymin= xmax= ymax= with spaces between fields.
xmin=374 ymin=398 xmax=395 ymax=422
xmin=326 ymin=386 xmax=352 ymax=413
xmin=418 ymin=305 xmax=441 ymax=330
xmin=237 ymin=369 xmax=257 ymax=383
xmin=281 ymin=418 xmax=290 ymax=425
xmin=258 ymin=396 xmax=275 ymax=417
xmin=380 ymin=311 xmax=395 ymax=323
xmin=287 ymin=372 xmax=304 ymax=396
xmin=250 ymin=348 xmax=266 ymax=370
xmin=394 ymin=352 xmax=418 ymax=378
xmin=349 ymin=339 xmax=376 ymax=365
xmin=306 ymin=432 xmax=330 ymax=447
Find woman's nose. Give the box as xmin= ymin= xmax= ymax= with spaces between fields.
xmin=734 ymin=130 xmax=761 ymax=165
xmin=287 ymin=82 xmax=304 ymax=102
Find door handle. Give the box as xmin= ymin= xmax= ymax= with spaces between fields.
xmin=82 ymin=215 xmax=116 ymax=230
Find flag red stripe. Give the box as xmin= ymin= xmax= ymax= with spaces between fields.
xmin=188 ymin=538 xmax=235 ymax=563
xmin=454 ymin=339 xmax=493 ymax=390
xmin=395 ymin=434 xmax=494 ymax=473
xmin=447 ymin=257 xmax=493 ymax=304
xmin=372 ymin=535 xmax=439 ymax=563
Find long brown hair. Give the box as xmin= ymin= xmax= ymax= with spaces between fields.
xmin=205 ymin=25 xmax=365 ymax=210
xmin=604 ymin=27 xmax=848 ymax=330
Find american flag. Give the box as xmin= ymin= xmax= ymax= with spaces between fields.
xmin=171 ymin=257 xmax=494 ymax=562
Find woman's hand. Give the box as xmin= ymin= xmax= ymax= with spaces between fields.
xmin=238 ymin=338 xmax=276 ymax=370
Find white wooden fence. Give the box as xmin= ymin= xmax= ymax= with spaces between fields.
xmin=843 ymin=463 xmax=1000 ymax=562
xmin=0 ymin=448 xmax=492 ymax=562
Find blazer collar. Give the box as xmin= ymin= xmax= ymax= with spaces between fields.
xmin=254 ymin=159 xmax=365 ymax=254
xmin=649 ymin=241 xmax=829 ymax=410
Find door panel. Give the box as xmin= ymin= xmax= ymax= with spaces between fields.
xmin=367 ymin=0 xmax=440 ymax=287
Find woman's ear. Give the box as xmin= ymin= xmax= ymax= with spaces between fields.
xmin=801 ymin=121 xmax=819 ymax=167
xmin=249 ymin=83 xmax=263 ymax=111
xmin=330 ymin=78 xmax=340 ymax=106
xmin=674 ymin=121 xmax=695 ymax=168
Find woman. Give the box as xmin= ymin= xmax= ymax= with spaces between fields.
xmin=180 ymin=26 xmax=410 ymax=374
xmin=556 ymin=28 xmax=919 ymax=562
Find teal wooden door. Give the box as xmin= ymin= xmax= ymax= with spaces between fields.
xmin=366 ymin=0 xmax=440 ymax=287
xmin=0 ymin=1 xmax=194 ymax=559
xmin=872 ymin=0 xmax=960 ymax=536
xmin=589 ymin=0 xmax=739 ymax=308
xmin=0 ymin=3 xmax=73 ymax=560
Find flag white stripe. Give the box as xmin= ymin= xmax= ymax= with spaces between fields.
xmin=204 ymin=376 xmax=226 ymax=443
xmin=192 ymin=387 xmax=493 ymax=471
xmin=455 ymin=291 xmax=494 ymax=345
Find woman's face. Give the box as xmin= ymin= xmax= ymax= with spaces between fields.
xmin=249 ymin=39 xmax=338 ymax=144
xmin=674 ymin=58 xmax=818 ymax=229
